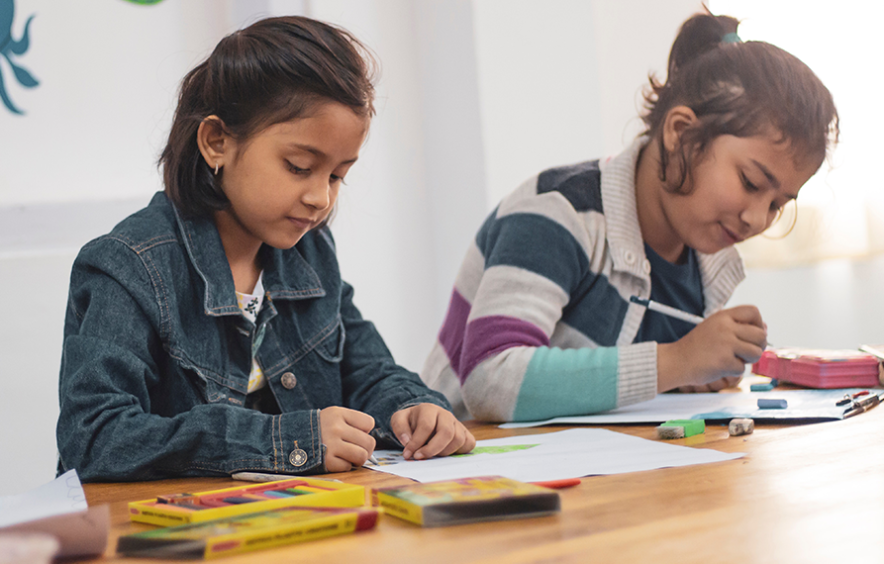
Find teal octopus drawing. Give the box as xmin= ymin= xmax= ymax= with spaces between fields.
xmin=0 ymin=0 xmax=37 ymax=115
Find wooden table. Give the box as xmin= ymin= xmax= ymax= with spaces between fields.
xmin=84 ymin=407 xmax=884 ymax=563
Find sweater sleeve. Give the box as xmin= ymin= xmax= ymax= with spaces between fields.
xmin=450 ymin=190 xmax=657 ymax=422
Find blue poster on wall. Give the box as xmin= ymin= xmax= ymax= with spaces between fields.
xmin=0 ymin=0 xmax=37 ymax=115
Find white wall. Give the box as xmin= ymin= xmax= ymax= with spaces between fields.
xmin=9 ymin=0 xmax=879 ymax=497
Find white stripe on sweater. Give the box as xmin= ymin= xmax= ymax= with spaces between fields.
xmin=461 ymin=346 xmax=533 ymax=422
xmin=468 ymin=265 xmax=570 ymax=336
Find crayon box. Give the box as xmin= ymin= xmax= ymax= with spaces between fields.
xmin=372 ymin=475 xmax=560 ymax=527
xmin=118 ymin=506 xmax=380 ymax=560
xmin=129 ymin=477 xmax=365 ymax=527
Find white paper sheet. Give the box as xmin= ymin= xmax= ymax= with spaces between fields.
xmin=499 ymin=389 xmax=870 ymax=429
xmin=366 ymin=428 xmax=744 ymax=483
xmin=0 ymin=470 xmax=108 ymax=558
xmin=0 ymin=470 xmax=87 ymax=528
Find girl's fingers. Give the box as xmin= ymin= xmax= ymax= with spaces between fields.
xmin=391 ymin=405 xmax=475 ymax=460
xmin=726 ymin=305 xmax=765 ymax=328
xmin=390 ymin=410 xmax=414 ymax=448
xmin=402 ymin=411 xmax=438 ymax=459
xmin=733 ymin=340 xmax=764 ymax=365
xmin=337 ymin=424 xmax=376 ymax=456
xmin=342 ymin=408 xmax=376 ymax=433
xmin=458 ymin=429 xmax=476 ymax=454
xmin=332 ymin=439 xmax=372 ymax=467
xmin=324 ymin=455 xmax=353 ymax=473
xmin=412 ymin=419 xmax=457 ymax=460
xmin=438 ymin=424 xmax=467 ymax=457
xmin=733 ymin=324 xmax=768 ymax=349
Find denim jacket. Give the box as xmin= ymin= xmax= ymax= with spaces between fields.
xmin=57 ymin=192 xmax=450 ymax=481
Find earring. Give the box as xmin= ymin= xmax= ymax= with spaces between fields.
xmin=214 ymin=163 xmax=220 ymax=175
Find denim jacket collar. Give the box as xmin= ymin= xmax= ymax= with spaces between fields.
xmin=171 ymin=201 xmax=326 ymax=317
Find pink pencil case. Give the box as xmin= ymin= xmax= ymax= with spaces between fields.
xmin=752 ymin=348 xmax=883 ymax=389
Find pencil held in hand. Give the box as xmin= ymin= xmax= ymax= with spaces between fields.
xmin=630 ymin=296 xmax=705 ymax=325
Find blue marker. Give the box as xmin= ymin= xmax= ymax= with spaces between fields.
xmin=758 ymin=398 xmax=788 ymax=409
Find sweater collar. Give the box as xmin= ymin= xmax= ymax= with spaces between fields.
xmin=598 ymin=138 xmax=745 ymax=313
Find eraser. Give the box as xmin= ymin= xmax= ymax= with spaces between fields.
xmin=656 ymin=425 xmax=685 ymax=440
xmin=660 ymin=419 xmax=705 ymax=437
xmin=758 ymin=398 xmax=788 ymax=409
xmin=728 ymin=418 xmax=754 ymax=436
xmin=750 ymin=383 xmax=775 ymax=392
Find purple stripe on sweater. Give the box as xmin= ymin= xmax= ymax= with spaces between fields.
xmin=438 ymin=290 xmax=472 ymax=375
xmin=458 ymin=316 xmax=550 ymax=385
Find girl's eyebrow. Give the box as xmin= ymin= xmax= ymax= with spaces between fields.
xmin=287 ymin=143 xmax=358 ymax=165
xmin=750 ymin=159 xmax=781 ymax=189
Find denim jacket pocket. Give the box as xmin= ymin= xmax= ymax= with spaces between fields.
xmin=173 ymin=352 xmax=246 ymax=407
xmin=203 ymin=378 xmax=245 ymax=406
xmin=314 ymin=317 xmax=345 ymax=363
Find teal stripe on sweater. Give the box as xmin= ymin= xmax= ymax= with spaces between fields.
xmin=511 ymin=346 xmax=619 ymax=421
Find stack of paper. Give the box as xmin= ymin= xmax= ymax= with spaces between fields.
xmin=0 ymin=469 xmax=108 ymax=559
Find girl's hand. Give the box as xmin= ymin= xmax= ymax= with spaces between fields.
xmin=390 ymin=404 xmax=476 ymax=460
xmin=319 ymin=406 xmax=376 ymax=472
xmin=673 ymin=374 xmax=743 ymax=393
xmin=657 ymin=305 xmax=766 ymax=393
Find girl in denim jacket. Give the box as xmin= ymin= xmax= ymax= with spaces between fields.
xmin=57 ymin=16 xmax=475 ymax=481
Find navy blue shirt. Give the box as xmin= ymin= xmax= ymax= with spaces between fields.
xmin=633 ymin=243 xmax=705 ymax=344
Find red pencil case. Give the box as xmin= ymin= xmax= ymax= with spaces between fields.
xmin=753 ymin=348 xmax=882 ymax=388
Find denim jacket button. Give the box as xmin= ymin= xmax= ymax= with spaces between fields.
xmin=281 ymin=372 xmax=297 ymax=389
xmin=289 ymin=448 xmax=308 ymax=467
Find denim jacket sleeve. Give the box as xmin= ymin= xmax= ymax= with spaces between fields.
xmin=337 ymin=281 xmax=451 ymax=446
xmin=57 ymin=237 xmax=324 ymax=481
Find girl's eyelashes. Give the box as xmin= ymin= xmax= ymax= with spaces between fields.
xmin=740 ymin=172 xmax=759 ymax=193
xmin=287 ymin=162 xmax=348 ymax=184
xmin=286 ymin=161 xmax=309 ymax=175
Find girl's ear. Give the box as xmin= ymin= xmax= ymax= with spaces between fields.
xmin=196 ymin=116 xmax=232 ymax=172
xmin=662 ymin=105 xmax=699 ymax=153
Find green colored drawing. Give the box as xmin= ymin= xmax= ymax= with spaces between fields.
xmin=120 ymin=0 xmax=166 ymax=5
xmin=452 ymin=444 xmax=539 ymax=458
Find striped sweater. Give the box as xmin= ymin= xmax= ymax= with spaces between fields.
xmin=421 ymin=138 xmax=745 ymax=422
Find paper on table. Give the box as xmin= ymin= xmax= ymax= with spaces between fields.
xmin=499 ymin=389 xmax=869 ymax=429
xmin=0 ymin=470 xmax=108 ymax=558
xmin=0 ymin=470 xmax=87 ymax=528
xmin=366 ymin=428 xmax=744 ymax=483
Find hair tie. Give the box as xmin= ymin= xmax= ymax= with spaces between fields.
xmin=721 ymin=32 xmax=742 ymax=44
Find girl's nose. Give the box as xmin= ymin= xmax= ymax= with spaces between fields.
xmin=740 ymin=197 xmax=773 ymax=235
xmin=302 ymin=178 xmax=331 ymax=211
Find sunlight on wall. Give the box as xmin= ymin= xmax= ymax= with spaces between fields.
xmin=711 ymin=1 xmax=884 ymax=266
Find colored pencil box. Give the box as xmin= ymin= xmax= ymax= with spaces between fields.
xmin=752 ymin=348 xmax=882 ymax=388
xmin=371 ymin=475 xmax=560 ymax=527
xmin=118 ymin=506 xmax=380 ymax=560
xmin=129 ymin=477 xmax=365 ymax=527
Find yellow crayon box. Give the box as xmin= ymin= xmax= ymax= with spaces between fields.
xmin=118 ymin=506 xmax=380 ymax=560
xmin=372 ymin=475 xmax=560 ymax=527
xmin=128 ymin=477 xmax=365 ymax=527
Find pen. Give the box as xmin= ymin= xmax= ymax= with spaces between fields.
xmin=630 ymin=296 xmax=705 ymax=325
xmin=368 ymin=455 xmax=380 ymax=465
xmin=842 ymin=392 xmax=884 ymax=419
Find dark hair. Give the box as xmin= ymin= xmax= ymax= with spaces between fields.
xmin=160 ymin=16 xmax=377 ymax=217
xmin=642 ymin=11 xmax=839 ymax=192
